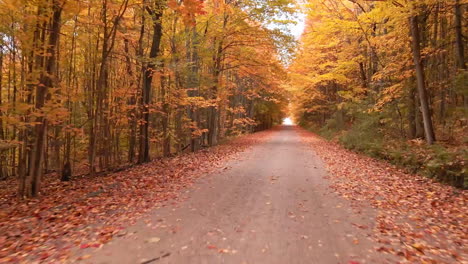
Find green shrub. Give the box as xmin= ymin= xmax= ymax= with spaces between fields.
xmin=315 ymin=111 xmax=467 ymax=188
xmin=337 ymin=112 xmax=383 ymax=155
xmin=422 ymin=145 xmax=467 ymax=188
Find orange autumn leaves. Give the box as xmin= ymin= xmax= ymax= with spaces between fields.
xmin=168 ymin=0 xmax=206 ymax=25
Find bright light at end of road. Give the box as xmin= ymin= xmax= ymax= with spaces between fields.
xmin=283 ymin=117 xmax=294 ymax=126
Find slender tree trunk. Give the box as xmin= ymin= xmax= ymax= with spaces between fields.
xmin=454 ymin=0 xmax=466 ymax=70
xmin=0 ymin=45 xmax=6 ymax=180
xmin=124 ymin=38 xmax=137 ymax=163
xmin=10 ymin=37 xmax=18 ymax=179
xmin=0 ymin=46 xmax=3 ymax=142
xmin=138 ymin=0 xmax=165 ymax=163
xmin=186 ymin=25 xmax=200 ymax=152
xmin=92 ymin=0 xmax=128 ymax=172
xmin=407 ymin=81 xmax=417 ymax=139
xmin=208 ymin=13 xmax=228 ymax=146
xmin=439 ymin=14 xmax=448 ymax=125
xmin=161 ymin=64 xmax=171 ymax=157
xmin=87 ymin=3 xmax=97 ymax=174
xmin=26 ymin=0 xmax=63 ymax=197
xmin=358 ymin=62 xmax=367 ymax=89
xmin=409 ymin=15 xmax=436 ymax=144
xmin=61 ymin=15 xmax=77 ymax=181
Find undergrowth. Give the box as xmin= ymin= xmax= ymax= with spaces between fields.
xmin=305 ymin=118 xmax=468 ymax=189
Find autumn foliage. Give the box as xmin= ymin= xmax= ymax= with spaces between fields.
xmin=288 ymin=0 xmax=467 ymax=187
xmin=0 ymin=0 xmax=294 ymax=197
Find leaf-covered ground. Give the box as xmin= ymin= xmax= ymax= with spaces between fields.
xmin=298 ymin=128 xmax=467 ymax=263
xmin=0 ymin=130 xmax=274 ymax=263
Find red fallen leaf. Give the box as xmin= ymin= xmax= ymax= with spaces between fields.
xmin=351 ymin=223 xmax=368 ymax=229
xmin=207 ymin=245 xmax=217 ymax=249
xmin=450 ymin=250 xmax=460 ymax=260
xmin=80 ymin=243 xmax=101 ymax=249
xmin=404 ymin=249 xmax=415 ymax=260
xmin=39 ymin=252 xmax=51 ymax=260
xmin=376 ymin=246 xmax=389 ymax=252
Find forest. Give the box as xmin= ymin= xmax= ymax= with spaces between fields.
xmin=0 ymin=0 xmax=294 ymax=198
xmin=0 ymin=0 xmax=465 ymax=199
xmin=0 ymin=0 xmax=467 ymax=263
xmin=289 ymin=0 xmax=467 ymax=188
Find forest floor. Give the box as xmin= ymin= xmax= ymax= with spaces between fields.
xmin=0 ymin=126 xmax=466 ymax=263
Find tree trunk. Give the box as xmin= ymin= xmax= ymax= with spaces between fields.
xmin=124 ymin=37 xmax=137 ymax=162
xmin=186 ymin=25 xmax=200 ymax=152
xmin=409 ymin=15 xmax=436 ymax=145
xmin=407 ymin=81 xmax=417 ymax=139
xmin=138 ymin=0 xmax=165 ymax=163
xmin=208 ymin=14 xmax=228 ymax=146
xmin=0 ymin=45 xmax=6 ymax=180
xmin=454 ymin=0 xmax=466 ymax=70
xmin=161 ymin=65 xmax=171 ymax=157
xmin=439 ymin=10 xmax=448 ymax=126
xmin=25 ymin=0 xmax=63 ymax=197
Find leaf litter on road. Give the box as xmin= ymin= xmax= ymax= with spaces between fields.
xmin=0 ymin=129 xmax=275 ymax=263
xmin=298 ymin=127 xmax=467 ymax=263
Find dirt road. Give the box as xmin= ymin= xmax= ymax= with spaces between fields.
xmin=82 ymin=126 xmax=393 ymax=264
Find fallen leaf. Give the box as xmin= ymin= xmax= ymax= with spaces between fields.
xmin=146 ymin=237 xmax=161 ymax=243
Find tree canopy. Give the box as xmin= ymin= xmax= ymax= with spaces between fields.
xmin=0 ymin=0 xmax=296 ymax=197
xmin=288 ymin=0 xmax=467 ymax=187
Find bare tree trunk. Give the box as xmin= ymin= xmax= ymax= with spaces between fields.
xmin=0 ymin=45 xmax=3 ymax=142
xmin=161 ymin=64 xmax=171 ymax=157
xmin=409 ymin=15 xmax=436 ymax=144
xmin=91 ymin=0 xmax=128 ymax=172
xmin=186 ymin=25 xmax=200 ymax=152
xmin=439 ymin=14 xmax=448 ymax=125
xmin=454 ymin=0 xmax=466 ymax=70
xmin=407 ymin=81 xmax=417 ymax=139
xmin=26 ymin=0 xmax=63 ymax=197
xmin=208 ymin=13 xmax=228 ymax=146
xmin=0 ymin=44 xmax=6 ymax=180
xmin=358 ymin=62 xmax=368 ymax=90
xmin=124 ymin=37 xmax=137 ymax=163
xmin=138 ymin=0 xmax=165 ymax=163
xmin=61 ymin=15 xmax=77 ymax=181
